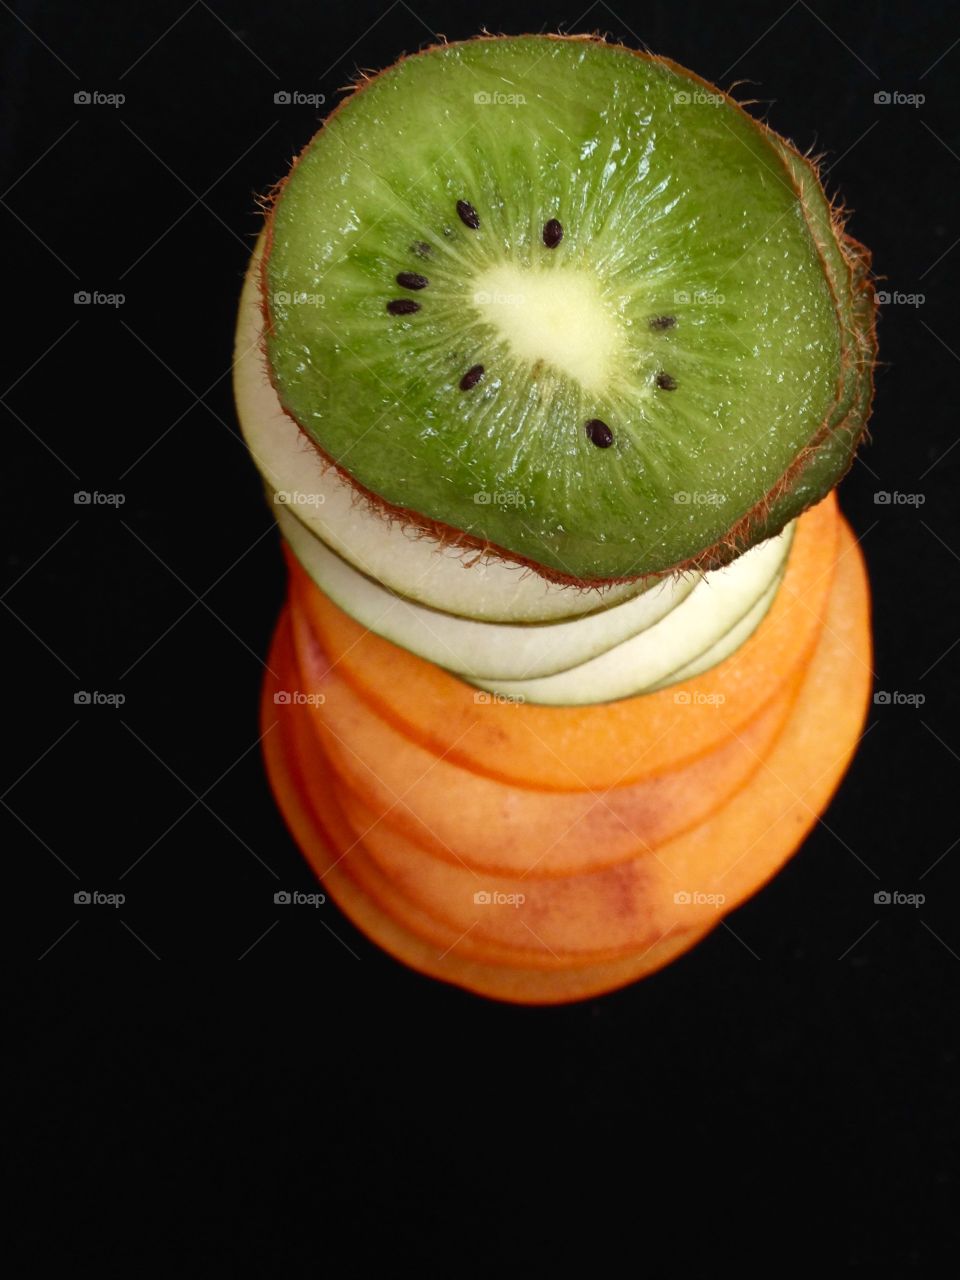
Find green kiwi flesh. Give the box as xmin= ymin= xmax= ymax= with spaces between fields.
xmin=724 ymin=137 xmax=876 ymax=554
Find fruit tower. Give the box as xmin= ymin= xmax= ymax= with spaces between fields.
xmin=234 ymin=36 xmax=877 ymax=1003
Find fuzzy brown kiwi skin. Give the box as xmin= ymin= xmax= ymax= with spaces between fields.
xmin=256 ymin=33 xmax=877 ymax=588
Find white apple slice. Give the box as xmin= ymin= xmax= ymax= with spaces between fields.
xmin=276 ymin=501 xmax=699 ymax=681
xmin=233 ymin=238 xmax=652 ymax=624
xmin=469 ymin=525 xmax=794 ymax=706
xmin=645 ymin=566 xmax=786 ymax=692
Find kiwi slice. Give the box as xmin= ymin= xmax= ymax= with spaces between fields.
xmin=263 ymin=35 xmax=874 ymax=582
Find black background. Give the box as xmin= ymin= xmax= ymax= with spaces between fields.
xmin=5 ymin=0 xmax=959 ymax=1266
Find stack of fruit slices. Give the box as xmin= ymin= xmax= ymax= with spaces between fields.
xmin=234 ymin=36 xmax=877 ymax=1003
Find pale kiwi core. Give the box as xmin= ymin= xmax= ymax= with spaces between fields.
xmin=472 ymin=264 xmax=626 ymax=395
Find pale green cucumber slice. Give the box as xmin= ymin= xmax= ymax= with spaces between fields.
xmin=276 ymin=500 xmax=698 ymax=681
xmin=469 ymin=524 xmax=793 ymax=706
xmin=645 ymin=566 xmax=786 ymax=692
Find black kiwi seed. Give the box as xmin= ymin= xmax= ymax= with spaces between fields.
xmin=411 ymin=241 xmax=431 ymax=257
xmin=656 ymin=372 xmax=678 ymax=390
xmin=585 ymin=419 xmax=614 ymax=448
xmin=543 ymin=218 xmax=563 ymax=248
xmin=457 ymin=199 xmax=480 ymax=229
xmin=459 ymin=364 xmax=485 ymax=391
xmin=650 ymin=315 xmax=677 ymax=330
xmin=387 ymin=299 xmax=420 ymax=316
xmin=396 ymin=271 xmax=428 ymax=290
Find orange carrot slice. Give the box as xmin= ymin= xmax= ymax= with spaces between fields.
xmin=289 ymin=492 xmax=838 ymax=790
xmin=288 ymin=597 xmax=801 ymax=877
